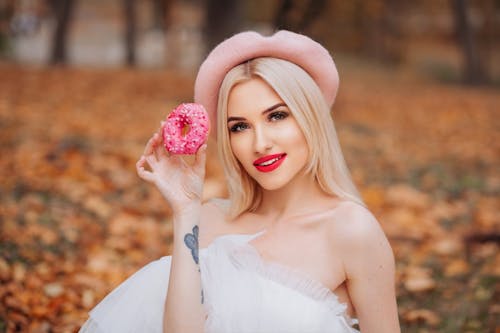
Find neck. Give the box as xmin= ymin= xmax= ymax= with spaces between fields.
xmin=255 ymin=172 xmax=338 ymax=224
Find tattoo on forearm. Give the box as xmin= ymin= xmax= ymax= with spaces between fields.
xmin=184 ymin=226 xmax=203 ymax=304
xmin=184 ymin=225 xmax=199 ymax=265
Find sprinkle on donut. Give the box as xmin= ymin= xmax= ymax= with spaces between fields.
xmin=162 ymin=103 xmax=210 ymax=155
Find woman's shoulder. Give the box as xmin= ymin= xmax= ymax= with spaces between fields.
xmin=327 ymin=200 xmax=387 ymax=245
xmin=329 ymin=200 xmax=395 ymax=282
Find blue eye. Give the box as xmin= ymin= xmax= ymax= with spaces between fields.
xmin=229 ymin=122 xmax=249 ymax=133
xmin=269 ymin=111 xmax=289 ymax=121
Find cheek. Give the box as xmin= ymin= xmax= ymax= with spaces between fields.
xmin=283 ymin=124 xmax=308 ymax=150
xmin=229 ymin=135 xmax=248 ymax=163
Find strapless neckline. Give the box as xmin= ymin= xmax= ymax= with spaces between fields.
xmin=202 ymin=230 xmax=339 ymax=302
xmin=202 ymin=230 xmax=358 ymax=325
xmin=200 ymin=229 xmax=267 ymax=251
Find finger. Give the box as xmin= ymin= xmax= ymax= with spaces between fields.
xmin=143 ymin=135 xmax=156 ymax=157
xmin=154 ymin=135 xmax=168 ymax=160
xmin=136 ymin=155 xmax=148 ymax=170
xmin=137 ymin=168 xmax=155 ymax=183
xmin=153 ymin=132 xmax=164 ymax=155
xmin=145 ymin=154 xmax=157 ymax=168
xmin=149 ymin=132 xmax=162 ymax=161
xmin=194 ymin=144 xmax=208 ymax=176
xmin=147 ymin=136 xmax=162 ymax=164
xmin=136 ymin=156 xmax=155 ymax=182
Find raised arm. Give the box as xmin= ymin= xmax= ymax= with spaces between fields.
xmin=341 ymin=205 xmax=401 ymax=333
xmin=136 ymin=130 xmax=207 ymax=333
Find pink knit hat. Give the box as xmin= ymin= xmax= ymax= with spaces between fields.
xmin=194 ymin=30 xmax=339 ymax=136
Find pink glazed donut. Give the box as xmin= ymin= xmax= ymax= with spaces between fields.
xmin=162 ymin=103 xmax=210 ymax=154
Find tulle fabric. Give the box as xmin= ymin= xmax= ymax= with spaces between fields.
xmin=80 ymin=232 xmax=359 ymax=333
xmin=79 ymin=255 xmax=176 ymax=333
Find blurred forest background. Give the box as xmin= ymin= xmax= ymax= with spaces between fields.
xmin=0 ymin=0 xmax=498 ymax=332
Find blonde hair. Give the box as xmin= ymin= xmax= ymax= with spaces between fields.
xmin=217 ymin=57 xmax=364 ymax=218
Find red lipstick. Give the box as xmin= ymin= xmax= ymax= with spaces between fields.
xmin=253 ymin=153 xmax=287 ymax=172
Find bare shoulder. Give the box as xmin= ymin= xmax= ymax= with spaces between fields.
xmin=329 ymin=202 xmax=400 ymax=331
xmin=328 ymin=200 xmax=389 ymax=249
xmin=329 ymin=200 xmax=395 ymax=275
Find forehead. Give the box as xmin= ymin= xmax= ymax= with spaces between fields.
xmin=227 ymin=78 xmax=284 ymax=116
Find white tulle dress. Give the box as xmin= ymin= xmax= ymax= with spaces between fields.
xmin=80 ymin=231 xmax=359 ymax=333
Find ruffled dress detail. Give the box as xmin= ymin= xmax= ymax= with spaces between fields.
xmin=80 ymin=232 xmax=359 ymax=333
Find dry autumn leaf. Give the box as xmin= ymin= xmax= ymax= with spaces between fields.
xmin=403 ymin=266 xmax=436 ymax=292
xmin=404 ymin=309 xmax=441 ymax=326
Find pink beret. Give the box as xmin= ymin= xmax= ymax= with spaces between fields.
xmin=194 ymin=30 xmax=339 ymax=136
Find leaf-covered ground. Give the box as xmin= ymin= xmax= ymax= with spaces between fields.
xmin=0 ymin=61 xmax=498 ymax=332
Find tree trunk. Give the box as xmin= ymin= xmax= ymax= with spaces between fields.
xmin=274 ymin=0 xmax=294 ymax=30
xmin=273 ymin=0 xmax=327 ymax=32
xmin=297 ymin=0 xmax=327 ymax=31
xmin=152 ymin=0 xmax=172 ymax=31
xmin=50 ymin=0 xmax=74 ymax=65
xmin=354 ymin=0 xmax=403 ymax=63
xmin=452 ymin=0 xmax=487 ymax=85
xmin=123 ymin=0 xmax=136 ymax=66
xmin=203 ymin=0 xmax=243 ymax=54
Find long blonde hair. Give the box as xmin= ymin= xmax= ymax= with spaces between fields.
xmin=217 ymin=57 xmax=364 ymax=218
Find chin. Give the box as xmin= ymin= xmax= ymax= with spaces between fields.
xmin=255 ymin=177 xmax=290 ymax=191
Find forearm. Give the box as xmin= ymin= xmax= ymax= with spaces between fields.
xmin=163 ymin=207 xmax=206 ymax=333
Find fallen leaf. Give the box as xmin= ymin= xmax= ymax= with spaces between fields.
xmin=44 ymin=282 xmax=64 ymax=298
xmin=404 ymin=309 xmax=441 ymax=326
xmin=385 ymin=184 xmax=430 ymax=210
xmin=0 ymin=257 xmax=11 ymax=281
xmin=444 ymin=259 xmax=470 ymax=276
xmin=432 ymin=237 xmax=463 ymax=256
xmin=403 ymin=266 xmax=436 ymax=292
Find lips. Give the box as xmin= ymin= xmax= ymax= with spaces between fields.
xmin=253 ymin=153 xmax=287 ymax=172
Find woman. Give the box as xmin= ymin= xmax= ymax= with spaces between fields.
xmin=80 ymin=30 xmax=400 ymax=333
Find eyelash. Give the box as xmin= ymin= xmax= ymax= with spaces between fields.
xmin=229 ymin=123 xmax=249 ymax=133
xmin=269 ymin=111 xmax=288 ymax=121
xmin=229 ymin=111 xmax=289 ymax=133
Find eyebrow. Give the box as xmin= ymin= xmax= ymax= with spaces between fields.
xmin=227 ymin=102 xmax=287 ymax=123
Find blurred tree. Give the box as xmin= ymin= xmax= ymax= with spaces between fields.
xmin=152 ymin=0 xmax=172 ymax=31
xmin=274 ymin=0 xmax=327 ymax=32
xmin=124 ymin=0 xmax=175 ymax=66
xmin=478 ymin=0 xmax=496 ymax=78
xmin=203 ymin=0 xmax=243 ymax=53
xmin=274 ymin=0 xmax=293 ymax=30
xmin=123 ymin=0 xmax=136 ymax=66
xmin=125 ymin=0 xmax=174 ymax=66
xmin=49 ymin=0 xmax=170 ymax=67
xmin=273 ymin=0 xmax=405 ymax=64
xmin=0 ymin=0 xmax=15 ymax=54
xmin=49 ymin=0 xmax=74 ymax=65
xmin=353 ymin=0 xmax=403 ymax=63
xmin=451 ymin=0 xmax=488 ymax=85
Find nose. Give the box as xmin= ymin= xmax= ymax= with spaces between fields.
xmin=253 ymin=125 xmax=273 ymax=154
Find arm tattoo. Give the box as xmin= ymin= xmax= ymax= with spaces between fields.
xmin=184 ymin=226 xmax=203 ymax=304
xmin=184 ymin=225 xmax=199 ymax=265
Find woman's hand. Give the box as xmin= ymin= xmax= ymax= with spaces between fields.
xmin=136 ymin=128 xmax=207 ymax=216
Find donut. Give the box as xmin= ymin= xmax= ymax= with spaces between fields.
xmin=162 ymin=103 xmax=210 ymax=154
